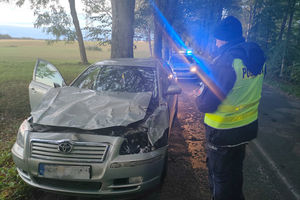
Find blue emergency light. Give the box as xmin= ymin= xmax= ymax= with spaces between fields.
xmin=186 ymin=50 xmax=193 ymax=55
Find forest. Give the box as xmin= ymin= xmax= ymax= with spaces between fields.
xmin=143 ymin=0 xmax=300 ymax=91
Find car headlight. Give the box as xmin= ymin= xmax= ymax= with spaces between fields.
xmin=119 ymin=127 xmax=154 ymax=155
xmin=16 ymin=119 xmax=31 ymax=148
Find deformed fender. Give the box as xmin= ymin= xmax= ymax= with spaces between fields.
xmin=143 ymin=105 xmax=169 ymax=145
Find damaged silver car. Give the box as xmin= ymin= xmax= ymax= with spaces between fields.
xmin=11 ymin=58 xmax=181 ymax=197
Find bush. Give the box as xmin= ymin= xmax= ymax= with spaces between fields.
xmin=0 ymin=34 xmax=12 ymax=39
xmin=290 ymin=63 xmax=300 ymax=84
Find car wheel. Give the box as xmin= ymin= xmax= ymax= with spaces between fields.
xmin=172 ymin=98 xmax=178 ymax=127
xmin=160 ymin=151 xmax=168 ymax=184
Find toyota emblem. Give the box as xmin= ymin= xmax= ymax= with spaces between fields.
xmin=58 ymin=141 xmax=73 ymax=153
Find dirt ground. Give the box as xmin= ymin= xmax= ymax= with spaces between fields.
xmin=155 ymin=81 xmax=210 ymax=200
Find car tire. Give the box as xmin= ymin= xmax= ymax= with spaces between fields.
xmin=160 ymin=151 xmax=168 ymax=184
xmin=174 ymin=107 xmax=178 ymax=121
xmin=172 ymin=98 xmax=178 ymax=127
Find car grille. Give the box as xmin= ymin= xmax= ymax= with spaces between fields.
xmin=30 ymin=139 xmax=109 ymax=163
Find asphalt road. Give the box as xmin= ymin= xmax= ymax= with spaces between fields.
xmin=178 ymin=81 xmax=300 ymax=200
xmin=244 ymin=84 xmax=300 ymax=200
xmin=29 ymin=81 xmax=300 ymax=200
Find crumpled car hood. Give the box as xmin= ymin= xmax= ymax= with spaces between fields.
xmin=31 ymin=87 xmax=152 ymax=130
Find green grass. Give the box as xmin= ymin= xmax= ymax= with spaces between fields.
xmin=264 ymin=77 xmax=300 ymax=98
xmin=0 ymin=39 xmax=150 ymax=200
xmin=0 ymin=139 xmax=32 ymax=200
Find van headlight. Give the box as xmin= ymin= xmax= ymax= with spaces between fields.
xmin=16 ymin=120 xmax=31 ymax=148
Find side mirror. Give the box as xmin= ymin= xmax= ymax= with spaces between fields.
xmin=165 ymin=84 xmax=182 ymax=96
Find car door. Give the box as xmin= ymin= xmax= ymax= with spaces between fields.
xmin=29 ymin=59 xmax=66 ymax=111
xmin=159 ymin=62 xmax=177 ymax=127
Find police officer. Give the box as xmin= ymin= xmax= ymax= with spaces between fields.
xmin=195 ymin=16 xmax=266 ymax=200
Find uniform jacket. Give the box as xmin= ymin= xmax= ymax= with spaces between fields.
xmin=196 ymin=37 xmax=265 ymax=146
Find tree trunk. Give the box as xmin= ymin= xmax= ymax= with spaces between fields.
xmin=265 ymin=28 xmax=270 ymax=49
xmin=153 ymin=0 xmax=163 ymax=59
xmin=246 ymin=0 xmax=257 ymax=41
xmin=68 ymin=0 xmax=88 ymax=64
xmin=147 ymin=29 xmax=153 ymax=57
xmin=280 ymin=0 xmax=296 ymax=77
xmin=278 ymin=0 xmax=290 ymax=41
xmin=285 ymin=0 xmax=295 ymax=45
xmin=278 ymin=14 xmax=288 ymax=42
xmin=111 ymin=0 xmax=135 ymax=58
xmin=154 ymin=23 xmax=162 ymax=58
xmin=163 ymin=35 xmax=169 ymax=60
xmin=207 ymin=0 xmax=223 ymax=55
xmin=162 ymin=0 xmax=173 ymax=60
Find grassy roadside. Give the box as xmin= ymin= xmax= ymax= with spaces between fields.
xmin=264 ymin=77 xmax=300 ymax=99
xmin=0 ymin=39 xmax=150 ymax=199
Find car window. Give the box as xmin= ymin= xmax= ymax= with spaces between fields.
xmin=35 ymin=61 xmax=65 ymax=87
xmin=96 ymin=65 xmax=157 ymax=96
xmin=72 ymin=65 xmax=100 ymax=89
xmin=73 ymin=65 xmax=158 ymax=97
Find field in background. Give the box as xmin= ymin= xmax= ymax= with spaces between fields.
xmin=0 ymin=39 xmax=150 ymax=200
xmin=0 ymin=39 xmax=151 ymax=83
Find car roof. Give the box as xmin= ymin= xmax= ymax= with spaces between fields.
xmin=94 ymin=58 xmax=160 ymax=68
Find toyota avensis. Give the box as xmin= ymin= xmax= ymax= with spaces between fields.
xmin=11 ymin=58 xmax=181 ymax=197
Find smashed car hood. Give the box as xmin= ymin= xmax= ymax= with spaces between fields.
xmin=31 ymin=87 xmax=152 ymax=130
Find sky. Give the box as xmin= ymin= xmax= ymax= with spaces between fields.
xmin=0 ymin=1 xmax=85 ymax=27
xmin=0 ymin=1 xmax=35 ymax=27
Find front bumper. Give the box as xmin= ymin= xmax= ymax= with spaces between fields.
xmin=11 ymin=133 xmax=167 ymax=196
xmin=173 ymin=68 xmax=198 ymax=80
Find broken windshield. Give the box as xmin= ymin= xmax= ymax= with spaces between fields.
xmin=72 ymin=65 xmax=158 ymax=97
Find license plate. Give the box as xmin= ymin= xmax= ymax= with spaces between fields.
xmin=39 ymin=164 xmax=90 ymax=180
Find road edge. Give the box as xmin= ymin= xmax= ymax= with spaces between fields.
xmin=252 ymin=140 xmax=300 ymax=200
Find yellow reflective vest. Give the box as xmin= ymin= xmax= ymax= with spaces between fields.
xmin=204 ymin=59 xmax=265 ymax=129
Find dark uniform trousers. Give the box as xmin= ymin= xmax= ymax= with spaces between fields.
xmin=204 ymin=122 xmax=258 ymax=200
xmin=206 ymin=143 xmax=246 ymax=200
